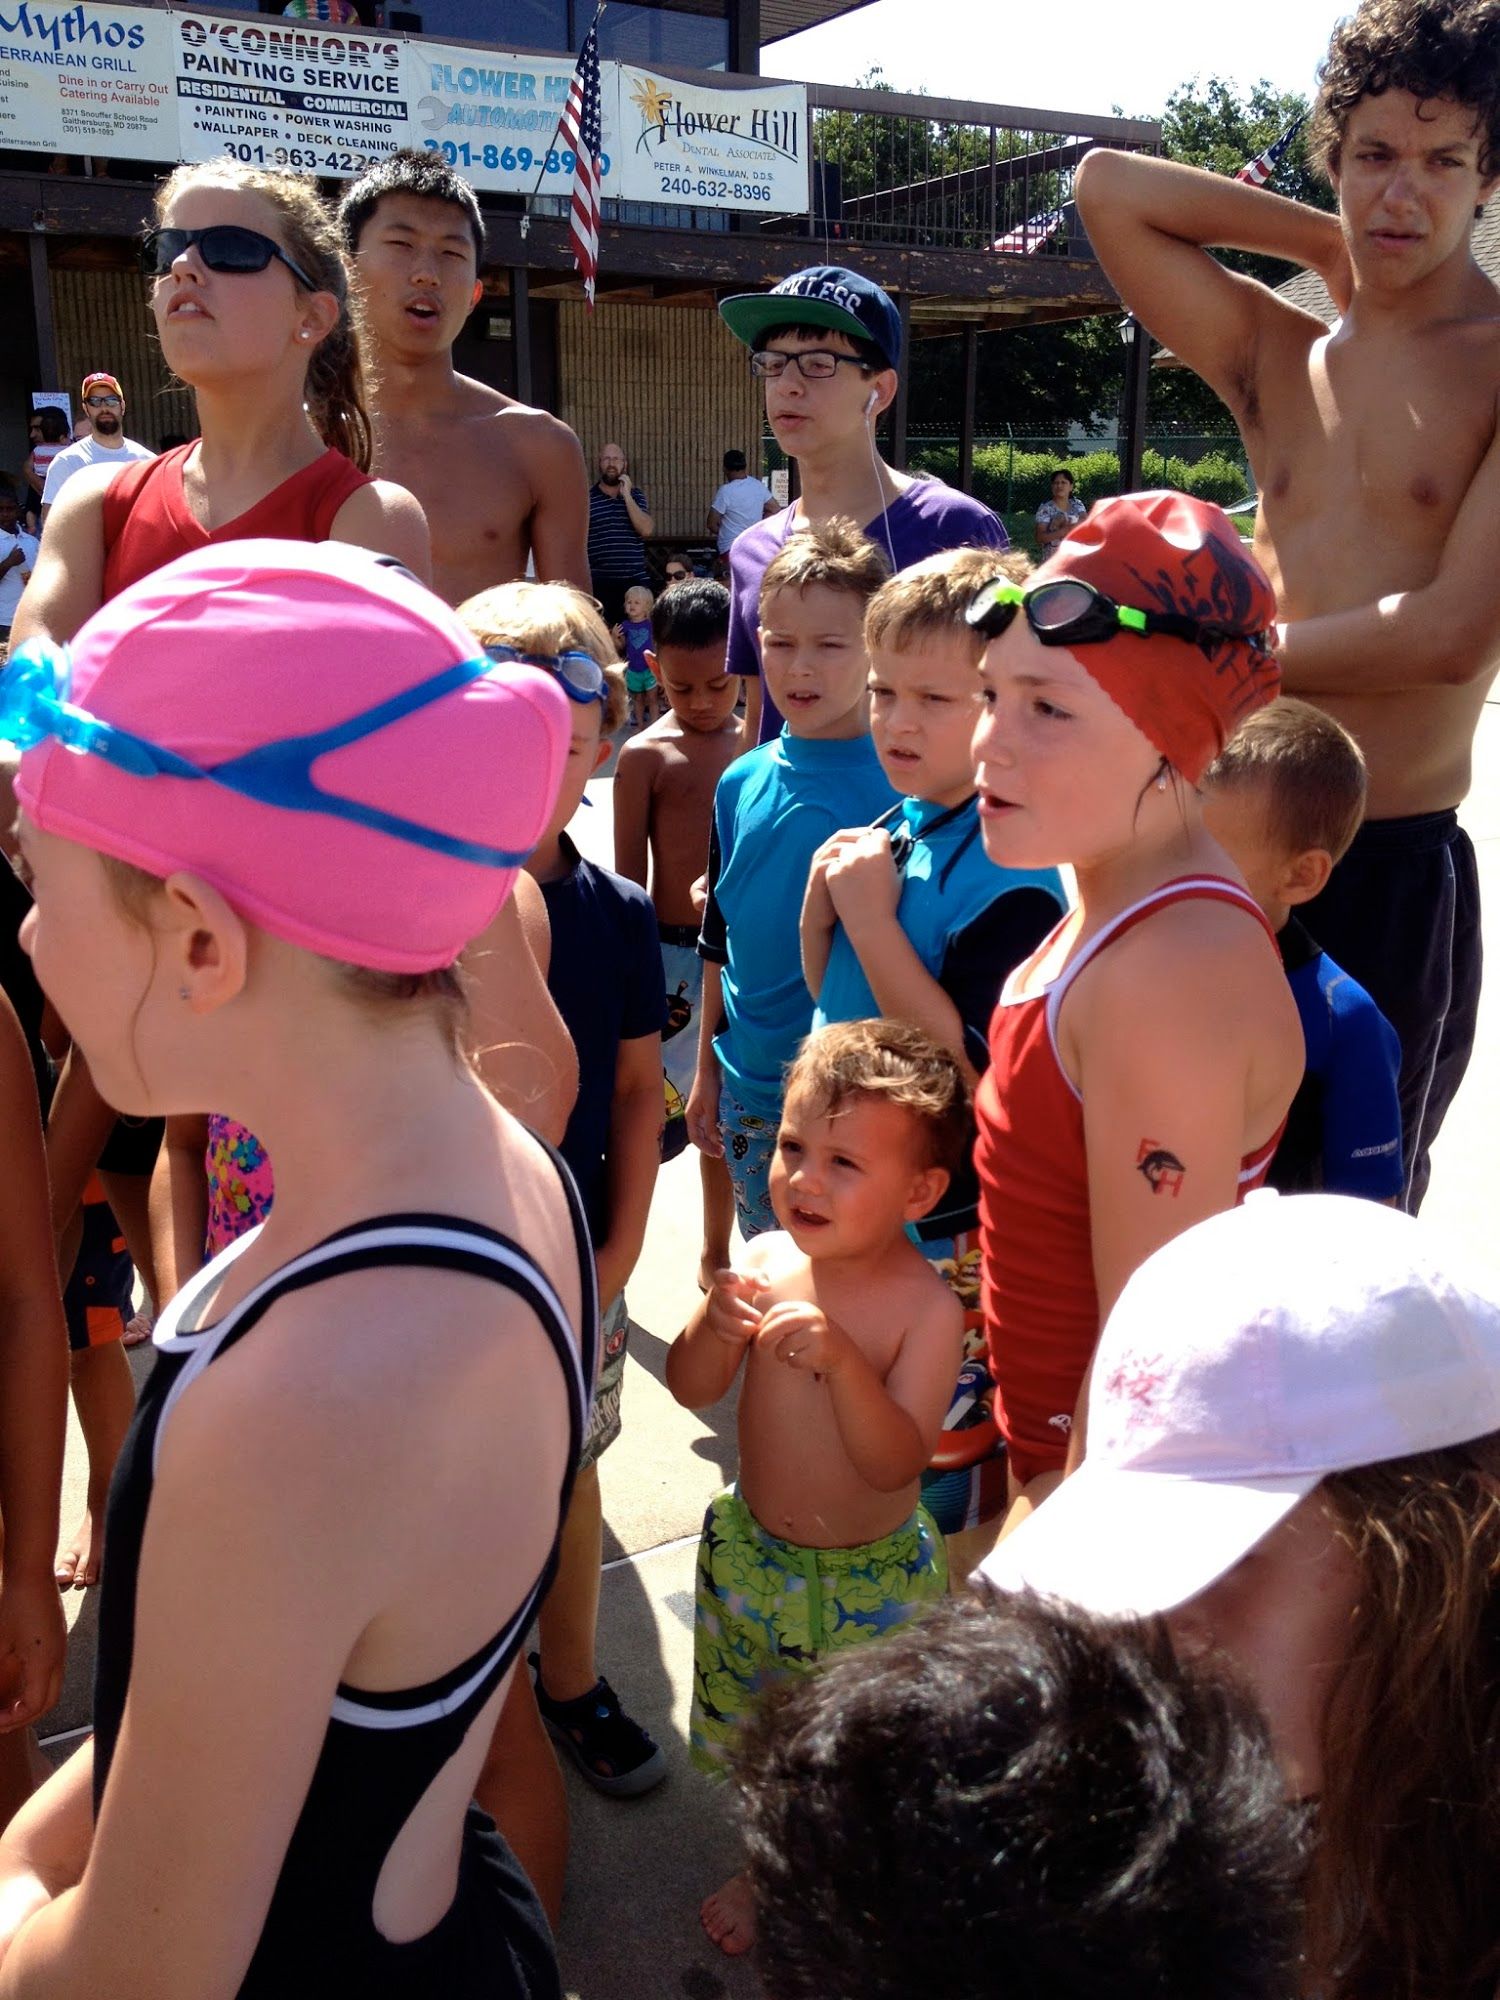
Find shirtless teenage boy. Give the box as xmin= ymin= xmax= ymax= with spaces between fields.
xmin=340 ymin=149 xmax=590 ymax=606
xmin=1075 ymin=0 xmax=1500 ymax=1208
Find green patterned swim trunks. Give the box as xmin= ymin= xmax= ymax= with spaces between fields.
xmin=689 ymin=1485 xmax=947 ymax=1777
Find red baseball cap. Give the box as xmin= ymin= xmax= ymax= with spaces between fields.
xmin=81 ymin=372 xmax=122 ymax=401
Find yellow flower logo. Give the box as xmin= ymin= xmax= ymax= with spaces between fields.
xmin=631 ymin=75 xmax=674 ymax=130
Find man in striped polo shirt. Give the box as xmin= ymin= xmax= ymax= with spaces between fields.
xmin=588 ymin=442 xmax=654 ymax=625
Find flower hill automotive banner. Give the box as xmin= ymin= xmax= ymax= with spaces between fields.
xmin=175 ymin=11 xmax=408 ymax=176
xmin=615 ymin=69 xmax=807 ymax=213
xmin=0 ymin=2 xmax=174 ymax=161
xmin=410 ymin=42 xmax=620 ymax=197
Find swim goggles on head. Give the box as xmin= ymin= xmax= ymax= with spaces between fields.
xmin=0 ymin=638 xmax=566 ymax=869
xmin=141 ymin=224 xmax=318 ymax=292
xmin=486 ymin=643 xmax=608 ymax=707
xmin=966 ymin=576 xmax=1275 ymax=656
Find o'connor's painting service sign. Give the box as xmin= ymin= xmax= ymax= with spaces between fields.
xmin=615 ymin=69 xmax=807 ymax=213
xmin=0 ymin=3 xmax=174 ymax=161
xmin=174 ymin=12 xmax=409 ymax=176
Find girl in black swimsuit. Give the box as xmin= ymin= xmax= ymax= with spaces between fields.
xmin=0 ymin=538 xmax=582 ymax=1997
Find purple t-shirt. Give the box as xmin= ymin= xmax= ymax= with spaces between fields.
xmin=726 ymin=478 xmax=1009 ymax=743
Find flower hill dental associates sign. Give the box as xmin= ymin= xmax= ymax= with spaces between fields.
xmin=616 ymin=69 xmax=807 ymax=212
xmin=0 ymin=3 xmax=174 ymax=161
xmin=0 ymin=8 xmax=809 ymax=218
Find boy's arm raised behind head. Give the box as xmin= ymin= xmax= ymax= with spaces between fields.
xmin=1074 ymin=147 xmax=1345 ymax=420
xmin=1280 ymin=414 xmax=1500 ymax=693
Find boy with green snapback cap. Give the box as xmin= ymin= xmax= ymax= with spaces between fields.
xmin=718 ymin=264 xmax=1007 ymax=750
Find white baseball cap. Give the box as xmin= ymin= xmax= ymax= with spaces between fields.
xmin=978 ymin=1190 xmax=1500 ymax=1617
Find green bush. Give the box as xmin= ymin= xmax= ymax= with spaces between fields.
xmin=906 ymin=442 xmax=1249 ymax=517
xmin=1184 ymin=452 xmax=1249 ymax=506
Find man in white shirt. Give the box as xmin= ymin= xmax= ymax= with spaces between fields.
xmin=39 ymin=372 xmax=154 ymax=527
xmin=0 ymin=488 xmax=38 ymax=646
xmin=706 ymin=449 xmax=777 ymax=556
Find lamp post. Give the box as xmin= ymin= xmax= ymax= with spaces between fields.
xmin=1117 ymin=314 xmax=1151 ymax=494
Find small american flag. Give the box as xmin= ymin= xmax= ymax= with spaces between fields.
xmin=992 ymin=203 xmax=1069 ymax=256
xmin=558 ymin=11 xmax=605 ymax=308
xmin=1236 ymin=115 xmax=1305 ymax=188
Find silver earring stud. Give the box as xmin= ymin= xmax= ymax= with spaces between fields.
xmin=1155 ymin=770 xmax=1168 ymax=792
xmin=179 ymin=985 xmax=190 ymax=1000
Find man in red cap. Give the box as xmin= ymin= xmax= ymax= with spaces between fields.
xmin=38 ymin=373 xmax=153 ymax=529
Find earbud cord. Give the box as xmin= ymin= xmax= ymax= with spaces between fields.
xmin=865 ymin=389 xmax=898 ymax=573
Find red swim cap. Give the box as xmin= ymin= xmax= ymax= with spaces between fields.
xmin=1041 ymin=491 xmax=1280 ymax=784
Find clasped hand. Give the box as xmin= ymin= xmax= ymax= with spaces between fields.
xmin=704 ymin=1272 xmax=851 ymax=1376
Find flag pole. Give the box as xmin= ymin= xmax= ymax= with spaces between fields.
xmin=520 ymin=1 xmax=606 ymax=243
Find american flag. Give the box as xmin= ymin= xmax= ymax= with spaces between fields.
xmin=558 ymin=11 xmax=605 ymax=308
xmin=992 ymin=203 xmax=1070 ymax=256
xmin=1236 ymin=115 xmax=1305 ymax=188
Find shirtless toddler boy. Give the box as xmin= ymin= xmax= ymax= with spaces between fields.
xmin=613 ymin=578 xmax=740 ymax=1262
xmin=667 ymin=1018 xmax=966 ymax=1955
xmin=1076 ymin=0 xmax=1500 ymax=1208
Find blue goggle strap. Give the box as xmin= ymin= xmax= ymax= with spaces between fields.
xmin=4 ymin=644 xmax=538 ymax=871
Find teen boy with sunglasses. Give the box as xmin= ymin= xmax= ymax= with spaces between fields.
xmin=37 ymin=374 xmax=152 ymax=529
xmin=718 ymin=265 xmax=1008 ymax=751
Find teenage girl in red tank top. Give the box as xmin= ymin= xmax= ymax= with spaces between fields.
xmin=13 ymin=159 xmax=430 ymax=652
xmin=967 ymin=491 xmax=1303 ymax=1533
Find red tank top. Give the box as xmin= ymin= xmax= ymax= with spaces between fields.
xmin=101 ymin=444 xmax=372 ymax=599
xmin=974 ymin=876 xmax=1284 ymax=1484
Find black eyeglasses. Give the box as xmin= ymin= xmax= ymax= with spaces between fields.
xmin=749 ymin=350 xmax=870 ymax=382
xmin=966 ymin=576 xmax=1274 ymax=657
xmin=141 ymin=225 xmax=318 ymax=293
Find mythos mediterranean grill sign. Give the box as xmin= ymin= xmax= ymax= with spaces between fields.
xmin=615 ymin=69 xmax=807 ymax=213
xmin=0 ymin=3 xmax=175 ymax=160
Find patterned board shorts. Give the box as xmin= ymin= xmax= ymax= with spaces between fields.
xmin=689 ymin=1486 xmax=947 ymax=1777
xmin=716 ymin=1070 xmax=779 ymax=1241
xmin=659 ymin=930 xmax=701 ymax=1165
xmin=579 ymin=1292 xmax=630 ymax=1469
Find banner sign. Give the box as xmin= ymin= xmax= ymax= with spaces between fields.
xmin=0 ymin=2 xmax=174 ymax=162
xmin=410 ymin=43 xmax=620 ymax=198
xmin=614 ymin=69 xmax=807 ymax=213
xmin=175 ymin=12 xmax=408 ymax=177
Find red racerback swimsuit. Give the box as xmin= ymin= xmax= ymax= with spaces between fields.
xmin=974 ymin=876 xmax=1285 ymax=1485
xmin=101 ymin=444 xmax=372 ymax=600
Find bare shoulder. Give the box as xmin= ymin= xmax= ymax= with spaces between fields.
xmin=454 ymin=374 xmax=584 ymax=459
xmin=1083 ymin=894 xmax=1282 ymax=1020
xmin=739 ymin=1228 xmax=799 ymax=1290
xmin=616 ymin=724 xmax=669 ymax=774
xmin=331 ymin=476 xmax=432 ymax=577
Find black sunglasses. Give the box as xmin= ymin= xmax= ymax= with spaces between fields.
xmin=141 ymin=225 xmax=318 ymax=293
xmin=663 ymin=566 xmax=690 ymax=582
xmin=966 ymin=576 xmax=1273 ymax=657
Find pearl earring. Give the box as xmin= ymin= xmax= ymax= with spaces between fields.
xmin=1155 ymin=770 xmax=1168 ymax=792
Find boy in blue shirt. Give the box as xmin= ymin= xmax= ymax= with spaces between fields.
xmin=686 ymin=520 xmax=898 ymax=1237
xmin=802 ymin=545 xmax=1065 ymax=1543
xmin=1203 ymin=698 xmax=1403 ymax=1200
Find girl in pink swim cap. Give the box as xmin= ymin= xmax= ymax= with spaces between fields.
xmin=0 ymin=541 xmax=585 ymax=2000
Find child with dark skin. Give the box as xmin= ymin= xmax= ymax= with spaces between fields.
xmin=669 ymin=1020 xmax=964 ymax=1957
xmin=1074 ymin=0 xmax=1500 ymax=1207
xmin=613 ymin=578 xmax=742 ymax=1281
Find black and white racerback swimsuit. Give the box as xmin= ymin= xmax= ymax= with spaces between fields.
xmin=91 ymin=1178 xmax=596 ymax=1999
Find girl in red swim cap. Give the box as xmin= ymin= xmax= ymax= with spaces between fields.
xmin=967 ymin=490 xmax=1304 ymax=1535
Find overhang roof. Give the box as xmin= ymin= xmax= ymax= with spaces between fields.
xmin=761 ymin=0 xmax=877 ymax=42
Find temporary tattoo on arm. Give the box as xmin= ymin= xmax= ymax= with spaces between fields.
xmin=1135 ymin=1139 xmax=1186 ymax=1197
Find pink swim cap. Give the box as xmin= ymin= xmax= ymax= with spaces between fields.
xmin=13 ymin=539 xmax=569 ymax=972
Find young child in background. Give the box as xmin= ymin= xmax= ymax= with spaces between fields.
xmin=612 ymin=577 xmax=741 ymax=1276
xmin=686 ymin=520 xmax=897 ymax=1239
xmin=969 ymin=491 xmax=1301 ymax=1530
xmin=1202 ymin=699 xmax=1401 ymax=1200
xmin=802 ymin=544 xmax=1065 ymax=1549
xmin=616 ymin=583 xmax=657 ymax=729
xmin=668 ymin=1019 xmax=966 ymax=1957
xmin=467 ymin=581 xmax=668 ymax=1823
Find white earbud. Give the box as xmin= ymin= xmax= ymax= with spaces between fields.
xmin=863 ymin=389 xmax=878 ymax=416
